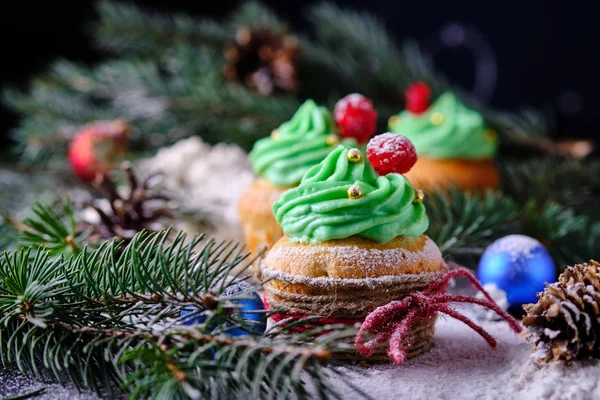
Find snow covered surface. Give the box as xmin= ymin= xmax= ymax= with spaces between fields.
xmin=328 ymin=311 xmax=600 ymax=400
xmin=2 ymin=312 xmax=598 ymax=399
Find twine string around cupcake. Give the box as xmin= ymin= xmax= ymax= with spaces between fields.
xmin=355 ymin=267 xmax=522 ymax=364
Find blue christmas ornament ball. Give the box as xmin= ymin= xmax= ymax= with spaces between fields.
xmin=181 ymin=280 xmax=265 ymax=336
xmin=477 ymin=234 xmax=556 ymax=306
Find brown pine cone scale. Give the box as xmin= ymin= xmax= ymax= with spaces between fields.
xmin=522 ymin=260 xmax=600 ymax=362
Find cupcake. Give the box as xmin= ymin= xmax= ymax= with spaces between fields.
xmin=238 ymin=96 xmax=375 ymax=254
xmin=261 ymin=140 xmax=445 ymax=361
xmin=388 ymin=82 xmax=499 ymax=192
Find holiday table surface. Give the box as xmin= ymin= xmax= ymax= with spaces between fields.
xmin=2 ymin=308 xmax=597 ymax=400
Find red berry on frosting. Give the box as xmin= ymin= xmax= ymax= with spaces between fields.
xmin=367 ymin=133 xmax=418 ymax=175
xmin=334 ymin=93 xmax=378 ymax=144
xmin=405 ymin=82 xmax=431 ymax=114
xmin=68 ymin=120 xmax=130 ymax=182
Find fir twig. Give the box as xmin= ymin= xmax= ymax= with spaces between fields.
xmin=19 ymin=199 xmax=84 ymax=256
xmin=4 ymin=0 xmax=555 ymax=164
xmin=520 ymin=201 xmax=600 ymax=269
xmin=95 ymin=0 xmax=231 ymax=57
xmin=501 ymin=157 xmax=600 ymax=219
xmin=424 ymin=189 xmax=518 ymax=258
xmin=0 ymin=231 xmax=356 ymax=399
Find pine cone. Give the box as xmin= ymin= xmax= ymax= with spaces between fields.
xmin=223 ymin=27 xmax=299 ymax=95
xmin=80 ymin=162 xmax=174 ymax=244
xmin=522 ymin=260 xmax=600 ymax=362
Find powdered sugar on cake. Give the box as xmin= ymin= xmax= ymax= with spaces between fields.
xmin=262 ymin=236 xmax=444 ymax=287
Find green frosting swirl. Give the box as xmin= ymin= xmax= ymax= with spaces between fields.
xmin=389 ymin=91 xmax=498 ymax=159
xmin=273 ymin=145 xmax=428 ymax=244
xmin=249 ymin=100 xmax=355 ymax=187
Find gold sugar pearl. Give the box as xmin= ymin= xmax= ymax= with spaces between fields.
xmin=485 ymin=128 xmax=497 ymax=142
xmin=388 ymin=115 xmax=400 ymax=128
xmin=326 ymin=134 xmax=340 ymax=146
xmin=413 ymin=189 xmax=425 ymax=204
xmin=347 ymin=184 xmax=364 ymax=199
xmin=431 ymin=112 xmax=445 ymax=125
xmin=271 ymin=129 xmax=280 ymax=140
xmin=347 ymin=148 xmax=363 ymax=163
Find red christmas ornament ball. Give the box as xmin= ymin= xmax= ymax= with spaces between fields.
xmin=334 ymin=93 xmax=378 ymax=144
xmin=405 ymin=82 xmax=431 ymax=114
xmin=367 ymin=133 xmax=418 ymax=175
xmin=68 ymin=120 xmax=130 ymax=182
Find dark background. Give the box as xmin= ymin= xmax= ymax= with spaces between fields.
xmin=2 ymin=0 xmax=600 ymax=148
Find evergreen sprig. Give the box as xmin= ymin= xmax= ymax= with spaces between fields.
xmin=3 ymin=0 xmax=552 ymax=165
xmin=0 ymin=230 xmax=356 ymax=399
xmin=20 ymin=200 xmax=84 ymax=256
xmin=425 ymin=189 xmax=518 ymax=259
xmin=300 ymin=2 xmax=445 ymax=105
xmin=520 ymin=201 xmax=600 ymax=268
xmin=501 ymin=157 xmax=600 ymax=219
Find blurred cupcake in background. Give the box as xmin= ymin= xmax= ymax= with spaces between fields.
xmin=388 ymin=82 xmax=499 ymax=192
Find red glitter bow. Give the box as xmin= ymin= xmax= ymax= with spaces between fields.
xmin=355 ymin=268 xmax=522 ymax=364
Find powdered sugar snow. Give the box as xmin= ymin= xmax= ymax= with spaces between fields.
xmin=325 ymin=307 xmax=600 ymax=400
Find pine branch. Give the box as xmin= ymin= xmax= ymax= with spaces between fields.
xmin=0 ymin=231 xmax=357 ymax=399
xmin=4 ymin=0 xmax=557 ymax=163
xmin=95 ymin=0 xmax=231 ymax=57
xmin=501 ymin=157 xmax=600 ymax=219
xmin=95 ymin=1 xmax=285 ymax=58
xmin=301 ymin=3 xmax=550 ymax=149
xmin=300 ymin=3 xmax=445 ymax=105
xmin=520 ymin=201 xmax=600 ymax=269
xmin=424 ymin=189 xmax=518 ymax=259
xmin=228 ymin=1 xmax=287 ymax=31
xmin=19 ymin=200 xmax=84 ymax=257
xmin=6 ymin=45 xmax=299 ymax=162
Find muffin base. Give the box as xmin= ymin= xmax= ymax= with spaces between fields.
xmin=237 ymin=179 xmax=289 ymax=255
xmin=261 ymin=235 xmax=446 ymax=361
xmin=404 ymin=157 xmax=499 ymax=193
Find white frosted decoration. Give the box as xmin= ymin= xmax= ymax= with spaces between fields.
xmin=136 ymin=137 xmax=255 ymax=243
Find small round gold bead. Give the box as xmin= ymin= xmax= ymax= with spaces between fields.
xmin=485 ymin=128 xmax=497 ymax=142
xmin=347 ymin=184 xmax=364 ymax=199
xmin=347 ymin=148 xmax=363 ymax=163
xmin=271 ymin=129 xmax=280 ymax=139
xmin=413 ymin=189 xmax=425 ymax=204
xmin=326 ymin=134 xmax=340 ymax=146
xmin=388 ymin=115 xmax=400 ymax=128
xmin=431 ymin=112 xmax=445 ymax=125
